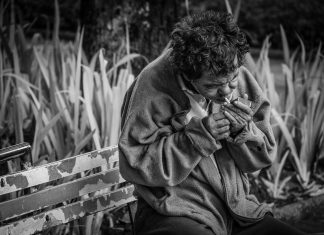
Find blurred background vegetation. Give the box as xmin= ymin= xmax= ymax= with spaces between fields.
xmin=13 ymin=0 xmax=324 ymax=61
xmin=1 ymin=0 xmax=324 ymax=234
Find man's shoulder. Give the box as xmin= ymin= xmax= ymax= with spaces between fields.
xmin=138 ymin=49 xmax=174 ymax=82
xmin=124 ymin=49 xmax=188 ymax=108
xmin=133 ymin=50 xmax=183 ymax=97
xmin=239 ymin=66 xmax=257 ymax=82
xmin=238 ymin=66 xmax=262 ymax=91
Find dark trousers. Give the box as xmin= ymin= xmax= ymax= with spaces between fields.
xmin=134 ymin=199 xmax=306 ymax=235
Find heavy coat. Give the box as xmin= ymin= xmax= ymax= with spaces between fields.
xmin=118 ymin=50 xmax=277 ymax=234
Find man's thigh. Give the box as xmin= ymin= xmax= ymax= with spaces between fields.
xmin=231 ymin=215 xmax=306 ymax=235
xmin=135 ymin=199 xmax=214 ymax=235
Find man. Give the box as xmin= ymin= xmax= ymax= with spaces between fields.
xmin=118 ymin=11 xmax=305 ymax=235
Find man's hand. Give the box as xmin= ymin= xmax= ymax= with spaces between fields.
xmin=223 ymin=94 xmax=253 ymax=134
xmin=202 ymin=112 xmax=230 ymax=141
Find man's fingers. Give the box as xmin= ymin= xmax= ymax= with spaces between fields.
xmin=212 ymin=112 xmax=226 ymax=120
xmin=217 ymin=125 xmax=230 ymax=134
xmin=215 ymin=118 xmax=230 ymax=127
xmin=203 ymin=114 xmax=231 ymax=140
xmin=223 ymin=104 xmax=252 ymax=121
xmin=203 ymin=115 xmax=229 ymax=134
xmin=223 ymin=108 xmax=246 ymax=123
xmin=232 ymin=101 xmax=253 ymax=116
xmin=223 ymin=103 xmax=241 ymax=114
xmin=223 ymin=110 xmax=236 ymax=124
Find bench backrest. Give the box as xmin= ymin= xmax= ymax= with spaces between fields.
xmin=0 ymin=146 xmax=136 ymax=235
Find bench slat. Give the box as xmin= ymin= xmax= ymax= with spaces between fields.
xmin=0 ymin=166 xmax=127 ymax=221
xmin=0 ymin=146 xmax=118 ymax=196
xmin=0 ymin=185 xmax=135 ymax=235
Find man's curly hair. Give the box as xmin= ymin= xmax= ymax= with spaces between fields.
xmin=170 ymin=11 xmax=249 ymax=80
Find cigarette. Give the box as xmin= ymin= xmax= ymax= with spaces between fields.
xmin=225 ymin=97 xmax=231 ymax=103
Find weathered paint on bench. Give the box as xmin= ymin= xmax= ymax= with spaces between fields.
xmin=0 ymin=185 xmax=135 ymax=235
xmin=0 ymin=166 xmax=125 ymax=221
xmin=0 ymin=146 xmax=118 ymax=195
xmin=0 ymin=146 xmax=136 ymax=235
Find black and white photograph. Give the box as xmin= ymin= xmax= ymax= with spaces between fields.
xmin=0 ymin=0 xmax=324 ymax=234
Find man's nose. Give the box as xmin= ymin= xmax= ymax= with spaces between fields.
xmin=218 ymin=84 xmax=232 ymax=96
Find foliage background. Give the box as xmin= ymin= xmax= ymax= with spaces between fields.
xmin=2 ymin=0 xmax=324 ymax=205
xmin=13 ymin=0 xmax=324 ymax=60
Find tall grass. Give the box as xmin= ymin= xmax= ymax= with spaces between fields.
xmin=0 ymin=0 xmax=146 ymax=233
xmin=250 ymin=26 xmax=324 ymax=199
xmin=1 ymin=0 xmax=144 ymax=160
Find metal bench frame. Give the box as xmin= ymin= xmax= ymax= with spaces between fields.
xmin=0 ymin=143 xmax=136 ymax=235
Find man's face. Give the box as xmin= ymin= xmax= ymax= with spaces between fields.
xmin=190 ymin=67 xmax=239 ymax=104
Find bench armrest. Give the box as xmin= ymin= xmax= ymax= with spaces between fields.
xmin=0 ymin=142 xmax=31 ymax=164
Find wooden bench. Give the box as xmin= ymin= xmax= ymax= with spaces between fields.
xmin=0 ymin=143 xmax=136 ymax=235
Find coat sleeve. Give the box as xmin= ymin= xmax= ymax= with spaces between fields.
xmin=225 ymin=67 xmax=277 ymax=173
xmin=118 ymin=71 xmax=221 ymax=187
